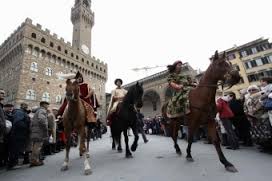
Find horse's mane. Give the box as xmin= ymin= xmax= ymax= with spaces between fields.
xmin=199 ymin=62 xmax=216 ymax=84
xmin=122 ymin=85 xmax=136 ymax=105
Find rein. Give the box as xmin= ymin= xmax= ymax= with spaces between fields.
xmin=197 ymin=84 xmax=218 ymax=88
xmin=197 ymin=82 xmax=224 ymax=89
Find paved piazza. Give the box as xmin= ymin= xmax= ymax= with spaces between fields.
xmin=1 ymin=133 xmax=271 ymax=181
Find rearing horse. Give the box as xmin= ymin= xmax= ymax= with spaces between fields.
xmin=162 ymin=51 xmax=241 ymax=172
xmin=61 ymin=79 xmax=92 ymax=175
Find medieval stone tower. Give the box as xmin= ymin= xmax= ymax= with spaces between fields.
xmin=71 ymin=0 xmax=94 ymax=55
xmin=0 ymin=0 xmax=108 ymax=121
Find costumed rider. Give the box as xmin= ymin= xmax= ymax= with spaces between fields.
xmin=57 ymin=71 xmax=98 ymax=123
xmin=166 ymin=60 xmax=196 ymax=118
xmin=107 ymin=79 xmax=127 ymax=125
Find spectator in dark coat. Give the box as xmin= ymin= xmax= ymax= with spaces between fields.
xmin=7 ymin=103 xmax=31 ymax=170
xmin=228 ymin=92 xmax=252 ymax=146
xmin=3 ymin=104 xmax=14 ymax=123
xmin=2 ymin=104 xmax=14 ymax=167
xmin=0 ymin=89 xmax=6 ymax=167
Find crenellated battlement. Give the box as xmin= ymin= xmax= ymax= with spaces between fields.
xmin=0 ymin=19 xmax=26 ymax=49
xmin=0 ymin=1 xmax=108 ymax=123
xmin=21 ymin=18 xmax=107 ymax=66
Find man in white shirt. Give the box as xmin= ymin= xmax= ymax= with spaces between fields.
xmin=107 ymin=79 xmax=127 ymax=125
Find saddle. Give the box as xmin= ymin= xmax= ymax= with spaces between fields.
xmin=81 ymin=99 xmax=96 ymax=123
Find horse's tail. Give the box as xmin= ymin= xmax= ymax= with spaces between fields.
xmin=161 ymin=102 xmax=169 ymax=119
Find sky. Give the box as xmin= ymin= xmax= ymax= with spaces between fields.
xmin=0 ymin=0 xmax=272 ymax=92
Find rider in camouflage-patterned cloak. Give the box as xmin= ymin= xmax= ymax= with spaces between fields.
xmin=166 ymin=61 xmax=196 ymax=118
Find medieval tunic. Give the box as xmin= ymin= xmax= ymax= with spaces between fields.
xmin=166 ymin=73 xmax=191 ymax=118
xmin=107 ymin=88 xmax=128 ymax=115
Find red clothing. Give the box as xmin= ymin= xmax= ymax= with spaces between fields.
xmin=216 ymin=98 xmax=234 ymax=119
xmin=58 ymin=83 xmax=96 ymax=116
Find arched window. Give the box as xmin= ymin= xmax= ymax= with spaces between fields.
xmin=25 ymin=45 xmax=32 ymax=54
xmin=51 ymin=55 xmax=56 ymax=63
xmin=50 ymin=42 xmax=54 ymax=47
xmin=32 ymin=48 xmax=39 ymax=57
xmin=45 ymin=67 xmax=53 ymax=76
xmin=56 ymin=95 xmax=62 ymax=103
xmin=42 ymin=92 xmax=50 ymax=102
xmin=31 ymin=33 xmax=36 ymax=39
xmin=56 ymin=57 xmax=61 ymax=65
xmin=57 ymin=46 xmax=61 ymax=51
xmin=26 ymin=89 xmax=36 ymax=100
xmin=30 ymin=62 xmax=38 ymax=72
xmin=61 ymin=59 xmax=66 ymax=67
xmin=40 ymin=50 xmax=46 ymax=58
xmin=41 ymin=38 xmax=46 ymax=43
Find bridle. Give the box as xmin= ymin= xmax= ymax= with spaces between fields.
xmin=196 ymin=63 xmax=235 ymax=90
xmin=66 ymin=82 xmax=79 ymax=102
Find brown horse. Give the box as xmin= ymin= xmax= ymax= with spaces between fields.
xmin=162 ymin=51 xmax=241 ymax=172
xmin=61 ymin=79 xmax=92 ymax=175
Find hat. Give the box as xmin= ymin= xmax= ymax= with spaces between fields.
xmin=173 ymin=60 xmax=183 ymax=66
xmin=3 ymin=104 xmax=14 ymax=108
xmin=40 ymin=101 xmax=50 ymax=106
xmin=114 ymin=78 xmax=123 ymax=85
xmin=167 ymin=60 xmax=184 ymax=73
xmin=74 ymin=71 xmax=83 ymax=79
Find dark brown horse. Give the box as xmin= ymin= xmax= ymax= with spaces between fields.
xmin=162 ymin=51 xmax=241 ymax=172
xmin=61 ymin=79 xmax=92 ymax=175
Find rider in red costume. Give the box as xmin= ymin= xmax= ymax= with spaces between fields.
xmin=58 ymin=71 xmax=99 ymax=121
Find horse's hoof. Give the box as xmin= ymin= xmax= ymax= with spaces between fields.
xmin=117 ymin=148 xmax=123 ymax=153
xmin=186 ymin=157 xmax=194 ymax=162
xmin=176 ymin=150 xmax=182 ymax=156
xmin=86 ymin=153 xmax=90 ymax=158
xmin=126 ymin=153 xmax=133 ymax=158
xmin=112 ymin=147 xmax=116 ymax=150
xmin=131 ymin=144 xmax=138 ymax=152
xmin=174 ymin=145 xmax=181 ymax=155
xmin=84 ymin=168 xmax=92 ymax=175
xmin=61 ymin=165 xmax=68 ymax=171
xmin=126 ymin=155 xmax=133 ymax=158
xmin=226 ymin=166 xmax=238 ymax=173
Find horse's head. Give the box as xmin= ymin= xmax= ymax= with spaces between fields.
xmin=130 ymin=82 xmax=144 ymax=108
xmin=210 ymin=50 xmax=241 ymax=88
xmin=65 ymin=79 xmax=80 ymax=101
